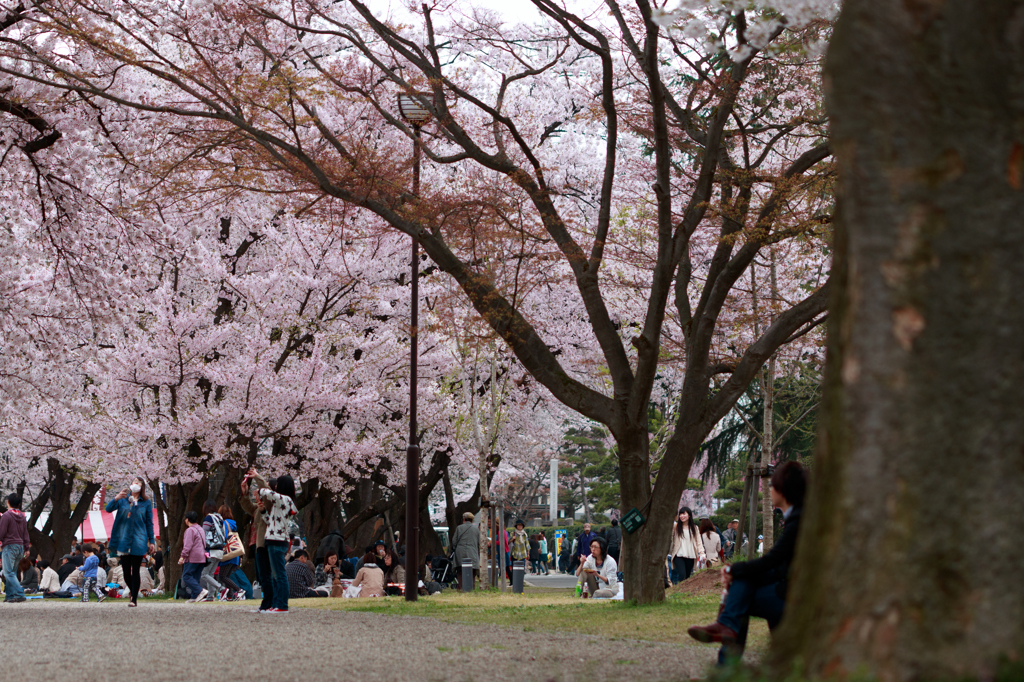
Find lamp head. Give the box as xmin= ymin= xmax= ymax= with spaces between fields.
xmin=397 ymin=92 xmax=432 ymax=124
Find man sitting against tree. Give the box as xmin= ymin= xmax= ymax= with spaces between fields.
xmin=687 ymin=461 xmax=806 ymax=663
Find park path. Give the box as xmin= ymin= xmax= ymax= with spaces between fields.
xmin=9 ymin=601 xmax=716 ymax=681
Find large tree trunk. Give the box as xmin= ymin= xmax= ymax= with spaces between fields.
xmin=153 ymin=478 xmax=208 ymax=597
xmin=772 ymin=2 xmax=1024 ymax=679
xmin=26 ymin=459 xmax=99 ymax=563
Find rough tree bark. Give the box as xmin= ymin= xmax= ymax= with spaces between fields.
xmin=772 ymin=1 xmax=1024 ymax=679
xmin=24 ymin=458 xmax=100 ymax=563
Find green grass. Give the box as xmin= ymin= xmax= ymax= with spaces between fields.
xmin=290 ymin=589 xmax=770 ymax=651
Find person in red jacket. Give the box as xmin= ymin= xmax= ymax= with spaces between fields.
xmin=0 ymin=493 xmax=32 ymax=603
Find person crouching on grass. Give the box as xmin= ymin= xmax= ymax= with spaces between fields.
xmin=576 ymin=537 xmax=617 ymax=598
xmin=687 ymin=461 xmax=807 ymax=664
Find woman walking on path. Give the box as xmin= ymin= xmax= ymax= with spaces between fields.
xmin=669 ymin=507 xmax=706 ymax=584
xmin=217 ymin=505 xmax=244 ymax=600
xmin=537 ymin=533 xmax=550 ymax=574
xmin=257 ymin=473 xmax=298 ymax=613
xmin=528 ymin=534 xmax=541 ymax=574
xmin=178 ymin=511 xmax=208 ymax=601
xmin=700 ymin=519 xmax=723 ymax=567
xmin=105 ymin=477 xmax=156 ymax=606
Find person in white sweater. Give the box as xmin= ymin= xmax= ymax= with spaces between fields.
xmin=38 ymin=560 xmax=61 ymax=594
xmin=576 ymin=537 xmax=618 ymax=598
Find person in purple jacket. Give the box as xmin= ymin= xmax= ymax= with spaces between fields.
xmin=177 ymin=511 xmax=209 ymax=602
xmin=0 ymin=493 xmax=32 ymax=603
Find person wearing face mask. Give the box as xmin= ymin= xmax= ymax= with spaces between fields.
xmin=106 ymin=477 xmax=156 ymax=607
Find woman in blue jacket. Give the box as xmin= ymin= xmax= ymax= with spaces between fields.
xmin=106 ymin=477 xmax=156 ymax=607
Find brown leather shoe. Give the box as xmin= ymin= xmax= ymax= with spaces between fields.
xmin=687 ymin=622 xmax=739 ymax=644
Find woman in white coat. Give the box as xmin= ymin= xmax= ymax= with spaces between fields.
xmin=669 ymin=507 xmax=706 ymax=584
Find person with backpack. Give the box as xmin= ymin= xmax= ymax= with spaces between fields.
xmin=217 ymin=505 xmax=245 ymax=600
xmin=200 ymin=500 xmax=227 ymax=600
xmin=106 ymin=477 xmax=156 ymax=607
xmin=257 ymin=473 xmax=299 ymax=613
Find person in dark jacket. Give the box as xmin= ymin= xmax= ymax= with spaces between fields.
xmin=106 ymin=477 xmax=157 ymax=606
xmin=56 ymin=555 xmax=77 ymax=586
xmin=687 ymin=461 xmax=807 ymax=663
xmin=605 ymin=519 xmax=623 ymax=562
xmin=315 ymin=530 xmax=346 ymax=565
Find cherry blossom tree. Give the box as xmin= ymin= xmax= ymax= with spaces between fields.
xmin=0 ymin=0 xmax=836 ymax=599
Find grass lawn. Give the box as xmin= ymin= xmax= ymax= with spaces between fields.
xmin=291 ymin=588 xmax=770 ymax=652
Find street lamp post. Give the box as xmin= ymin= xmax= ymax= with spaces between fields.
xmin=398 ymin=92 xmax=431 ymax=602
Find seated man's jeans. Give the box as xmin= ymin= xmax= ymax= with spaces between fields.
xmin=717 ymin=578 xmax=786 ymax=665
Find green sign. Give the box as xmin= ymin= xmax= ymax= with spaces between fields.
xmin=621 ymin=507 xmax=646 ymax=534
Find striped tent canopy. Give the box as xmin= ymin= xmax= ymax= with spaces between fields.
xmin=78 ymin=509 xmax=162 ymax=543
xmin=32 ymin=510 xmax=163 ymax=543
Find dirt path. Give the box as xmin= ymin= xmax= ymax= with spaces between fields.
xmin=9 ymin=600 xmax=717 ymax=681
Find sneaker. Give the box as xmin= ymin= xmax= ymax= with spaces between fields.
xmin=97 ymin=593 xmax=108 ymax=602
xmin=233 ymin=592 xmax=246 ymax=601
xmin=201 ymin=594 xmax=215 ymax=602
xmin=261 ymin=607 xmax=288 ymax=613
xmin=195 ymin=588 xmax=209 ymax=602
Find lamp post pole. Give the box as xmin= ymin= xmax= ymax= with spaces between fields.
xmin=398 ymin=92 xmax=430 ymax=602
xmin=405 ymin=121 xmax=422 ymax=602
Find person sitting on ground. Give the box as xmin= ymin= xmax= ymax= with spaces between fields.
xmin=18 ymin=557 xmax=39 ymax=593
xmin=285 ymin=549 xmax=323 ymax=599
xmin=60 ymin=565 xmax=83 ymax=594
xmin=315 ymin=529 xmax=345 ymax=565
xmin=576 ymin=537 xmax=618 ymax=598
xmin=38 ymin=560 xmax=61 ymax=595
xmin=687 ymin=461 xmax=807 ymax=664
xmin=351 ymin=551 xmax=385 ymax=598
xmin=106 ymin=557 xmax=127 ymax=593
xmin=382 ymin=548 xmax=405 ymax=585
xmin=138 ymin=556 xmax=156 ymax=596
xmin=315 ymin=551 xmax=342 ymax=595
xmin=56 ymin=554 xmax=76 ymax=586
xmin=154 ymin=559 xmax=165 ymax=593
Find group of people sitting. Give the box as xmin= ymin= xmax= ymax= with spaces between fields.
xmin=1 ymin=540 xmax=167 ymax=602
xmin=285 ymin=540 xmax=411 ymax=599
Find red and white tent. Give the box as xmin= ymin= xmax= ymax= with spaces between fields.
xmin=31 ymin=509 xmax=165 ymax=544
xmin=77 ymin=509 xmax=163 ymax=543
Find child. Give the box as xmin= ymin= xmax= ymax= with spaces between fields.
xmin=79 ymin=544 xmax=107 ymax=602
xmin=178 ymin=511 xmax=208 ymax=601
